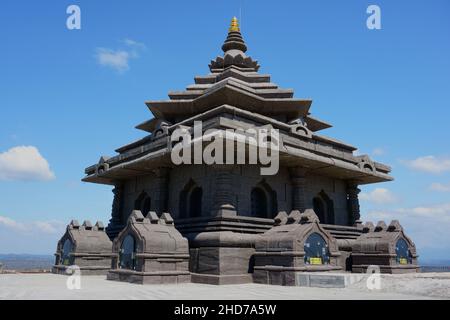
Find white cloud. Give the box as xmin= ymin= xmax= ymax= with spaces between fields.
xmin=372 ymin=148 xmax=385 ymax=156
xmin=95 ymin=38 xmax=146 ymax=73
xmin=403 ymin=156 xmax=450 ymax=174
xmin=95 ymin=48 xmax=130 ymax=73
xmin=364 ymin=210 xmax=394 ymax=221
xmin=360 ymin=188 xmax=398 ymax=204
xmin=0 ymin=146 xmax=55 ymax=181
xmin=0 ymin=215 xmax=64 ymax=235
xmin=429 ymin=182 xmax=450 ymax=192
xmin=363 ymin=203 xmax=450 ymax=252
xmin=0 ymin=216 xmax=27 ymax=232
xmin=33 ymin=221 xmax=62 ymax=234
xmin=123 ymin=38 xmax=146 ymax=50
xmin=397 ymin=203 xmax=450 ymax=219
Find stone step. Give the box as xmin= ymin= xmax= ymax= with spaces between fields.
xmin=295 ymin=272 xmax=369 ymax=288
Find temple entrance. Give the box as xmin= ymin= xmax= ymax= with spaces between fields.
xmin=134 ymin=192 xmax=151 ymax=215
xmin=395 ymin=238 xmax=412 ymax=265
xmin=250 ymin=180 xmax=277 ymax=218
xmin=313 ymin=197 xmax=325 ymax=222
xmin=119 ymin=234 xmax=136 ymax=270
xmin=180 ymin=179 xmax=203 ymax=218
xmin=251 ymin=187 xmax=267 ymax=216
xmin=312 ymin=191 xmax=335 ymax=224
xmin=61 ymin=239 xmax=73 ymax=266
xmin=189 ymin=187 xmax=202 ymax=218
xmin=303 ymin=232 xmax=330 ymax=265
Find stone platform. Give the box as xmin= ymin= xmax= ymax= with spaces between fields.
xmin=2 ymin=273 xmax=450 ymax=300
xmin=295 ymin=272 xmax=369 ymax=288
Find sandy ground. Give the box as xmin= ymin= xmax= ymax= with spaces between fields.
xmin=0 ymin=273 xmax=449 ymax=300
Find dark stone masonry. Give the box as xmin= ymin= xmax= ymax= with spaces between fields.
xmin=107 ymin=210 xmax=190 ymax=284
xmin=53 ymin=220 xmax=114 ymax=275
xmin=53 ymin=17 xmax=419 ymax=285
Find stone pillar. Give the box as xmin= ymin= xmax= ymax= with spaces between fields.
xmin=289 ymin=167 xmax=308 ymax=212
xmin=110 ymin=184 xmax=123 ymax=224
xmin=153 ymin=167 xmax=171 ymax=215
xmin=211 ymin=165 xmax=236 ymax=217
xmin=106 ymin=183 xmax=125 ymax=240
xmin=347 ymin=181 xmax=361 ymax=226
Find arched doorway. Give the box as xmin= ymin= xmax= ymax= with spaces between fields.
xmin=134 ymin=192 xmax=151 ymax=215
xmin=313 ymin=197 xmax=326 ymax=223
xmin=395 ymin=238 xmax=412 ymax=265
xmin=180 ymin=179 xmax=203 ymax=218
xmin=119 ymin=234 xmax=136 ymax=270
xmin=250 ymin=180 xmax=277 ymax=218
xmin=312 ymin=191 xmax=335 ymax=224
xmin=61 ymin=239 xmax=73 ymax=266
xmin=251 ymin=187 xmax=267 ymax=217
xmin=304 ymin=232 xmax=330 ymax=265
xmin=189 ymin=187 xmax=202 ymax=218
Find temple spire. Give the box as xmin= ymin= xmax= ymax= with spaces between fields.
xmin=222 ymin=17 xmax=247 ymax=53
xmin=209 ymin=17 xmax=259 ymax=71
xmin=229 ymin=16 xmax=240 ymax=32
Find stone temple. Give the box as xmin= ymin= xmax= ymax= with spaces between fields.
xmin=53 ymin=17 xmax=419 ymax=285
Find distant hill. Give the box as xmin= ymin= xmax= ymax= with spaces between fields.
xmin=419 ymin=259 xmax=450 ymax=273
xmin=420 ymin=259 xmax=450 ymax=266
xmin=0 ymin=254 xmax=54 ymax=271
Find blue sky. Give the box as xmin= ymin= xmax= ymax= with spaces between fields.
xmin=0 ymin=0 xmax=449 ymax=261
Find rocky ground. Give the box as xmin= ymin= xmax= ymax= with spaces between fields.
xmin=0 ymin=273 xmax=449 ymax=300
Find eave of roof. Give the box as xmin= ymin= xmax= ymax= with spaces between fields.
xmin=146 ymin=83 xmax=311 ymax=121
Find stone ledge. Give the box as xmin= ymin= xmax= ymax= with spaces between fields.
xmin=191 ymin=272 xmax=253 ymax=285
xmin=295 ymin=272 xmax=368 ymax=288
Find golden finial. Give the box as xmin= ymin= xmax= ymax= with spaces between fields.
xmin=229 ymin=16 xmax=240 ymax=32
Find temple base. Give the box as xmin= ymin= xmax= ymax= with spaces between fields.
xmin=52 ymin=265 xmax=111 ymax=276
xmin=187 ymin=231 xmax=259 ymax=285
xmin=191 ymin=273 xmax=253 ymax=285
xmin=352 ymin=264 xmax=419 ymax=274
xmin=107 ymin=270 xmax=191 ymax=285
xmin=253 ymin=267 xmax=343 ymax=286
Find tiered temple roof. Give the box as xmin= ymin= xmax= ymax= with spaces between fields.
xmin=83 ymin=17 xmax=392 ymax=186
xmin=137 ymin=17 xmax=330 ymax=133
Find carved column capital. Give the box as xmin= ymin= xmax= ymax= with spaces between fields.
xmin=347 ymin=180 xmax=361 ymax=192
